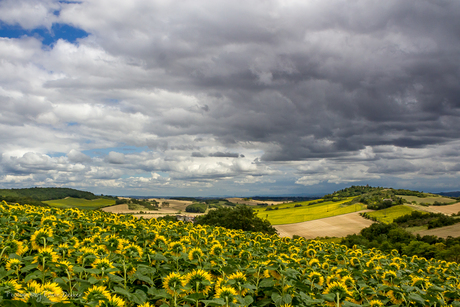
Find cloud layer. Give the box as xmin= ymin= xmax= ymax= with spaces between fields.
xmin=1 ymin=0 xmax=459 ymax=196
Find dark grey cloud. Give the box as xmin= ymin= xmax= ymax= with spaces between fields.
xmin=208 ymin=152 xmax=239 ymax=158
xmin=1 ymin=0 xmax=460 ymax=195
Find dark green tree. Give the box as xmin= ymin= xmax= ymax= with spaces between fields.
xmin=194 ymin=205 xmax=277 ymax=235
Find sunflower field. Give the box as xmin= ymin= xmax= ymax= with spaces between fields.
xmin=1 ymin=201 xmax=460 ymax=307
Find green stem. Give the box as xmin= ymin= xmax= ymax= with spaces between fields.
xmin=123 ymin=260 xmax=127 ymax=290
xmin=66 ymin=269 xmax=73 ymax=297
xmin=42 ymin=257 xmax=46 ymax=284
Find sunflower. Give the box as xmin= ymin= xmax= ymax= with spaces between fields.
xmin=214 ymin=286 xmax=237 ymax=303
xmin=42 ymin=282 xmax=67 ymax=303
xmin=83 ymin=285 xmax=111 ymax=302
xmin=2 ymin=239 xmax=26 ymax=256
xmin=308 ymin=271 xmax=324 ymax=286
xmin=5 ymin=258 xmax=22 ymax=272
xmin=369 ymin=300 xmax=384 ymax=307
xmin=382 ymin=270 xmax=397 ymax=286
xmin=77 ymin=247 xmax=98 ymax=266
xmin=30 ymin=228 xmax=53 ymax=250
xmin=169 ymin=241 xmax=186 ymax=257
xmin=228 ymin=271 xmax=248 ymax=296
xmin=323 ymin=281 xmax=352 ymax=300
xmin=0 ymin=279 xmax=22 ymax=299
xmin=163 ymin=272 xmax=186 ymax=296
xmin=349 ymin=257 xmax=360 ymax=267
xmin=98 ymin=295 xmax=126 ymax=307
xmin=123 ymin=243 xmax=143 ymax=260
xmin=185 ymin=269 xmax=212 ymax=295
xmin=387 ymin=290 xmax=405 ymax=304
xmin=19 ymin=280 xmax=43 ymax=303
xmin=188 ymin=247 xmax=204 ymax=261
xmin=33 ymin=247 xmax=59 ymax=271
xmin=210 ymin=244 xmax=223 ymax=256
xmin=239 ymin=249 xmax=252 ymax=260
xmin=309 ymin=258 xmax=320 ymax=268
xmin=137 ymin=303 xmax=154 ymax=307
xmin=92 ymin=258 xmax=116 ymax=280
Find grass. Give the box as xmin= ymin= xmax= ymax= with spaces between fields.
xmin=255 ymin=197 xmax=365 ymax=225
xmin=366 ymin=205 xmax=417 ymax=223
xmin=43 ymin=198 xmax=116 ymax=210
xmin=406 ymin=225 xmax=429 ymax=233
xmin=398 ymin=195 xmax=456 ymax=205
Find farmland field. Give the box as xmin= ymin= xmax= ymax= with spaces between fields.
xmin=415 ymin=223 xmax=460 ymax=238
xmin=275 ymin=211 xmax=374 ymax=239
xmin=255 ymin=197 xmax=365 ymax=225
xmin=1 ymin=201 xmax=459 ymax=307
xmin=366 ymin=205 xmax=418 ymax=223
xmin=398 ymin=194 xmax=456 ymax=205
xmin=43 ymin=197 xmax=115 ymax=210
xmin=226 ymin=197 xmax=289 ymax=206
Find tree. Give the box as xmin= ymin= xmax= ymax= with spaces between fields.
xmin=194 ymin=205 xmax=277 ymax=235
xmin=161 ymin=201 xmax=170 ymax=208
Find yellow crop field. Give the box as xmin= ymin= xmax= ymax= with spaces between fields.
xmin=0 ymin=200 xmax=459 ymax=306
xmin=43 ymin=197 xmax=115 ymax=210
xmin=366 ymin=205 xmax=418 ymax=223
xmin=255 ymin=197 xmax=365 ymax=225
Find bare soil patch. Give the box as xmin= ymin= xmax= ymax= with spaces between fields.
xmin=415 ymin=223 xmax=460 ymax=238
xmin=274 ymin=211 xmax=374 ymax=239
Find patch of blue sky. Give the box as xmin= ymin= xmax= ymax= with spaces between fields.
xmin=0 ymin=21 xmax=88 ymax=46
xmin=83 ymin=146 xmax=151 ymax=158
xmin=67 ymin=122 xmax=79 ymax=126
xmin=48 ymin=152 xmax=67 ymax=158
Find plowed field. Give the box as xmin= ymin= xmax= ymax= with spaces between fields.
xmin=274 ymin=211 xmax=373 ymax=239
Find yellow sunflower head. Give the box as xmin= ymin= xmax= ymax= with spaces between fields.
xmin=83 ymin=285 xmax=111 ymax=302
xmin=308 ymin=271 xmax=324 ymax=286
xmin=185 ymin=269 xmax=212 ymax=295
xmin=210 ymin=244 xmax=224 ymax=257
xmin=42 ymin=282 xmax=66 ymax=303
xmin=30 ymin=228 xmax=53 ymax=250
xmin=369 ymin=300 xmax=384 ymax=307
xmin=5 ymin=258 xmax=22 ymax=271
xmin=3 ymin=239 xmax=26 ymax=256
xmin=323 ymin=281 xmax=352 ymax=299
xmin=188 ymin=247 xmax=204 ymax=261
xmin=162 ymin=272 xmax=186 ymax=296
xmin=214 ymin=286 xmax=237 ymax=303
xmin=33 ymin=247 xmax=59 ymax=270
xmin=168 ymin=241 xmax=186 ymax=257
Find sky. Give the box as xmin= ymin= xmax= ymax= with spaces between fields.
xmin=0 ymin=0 xmax=460 ymax=197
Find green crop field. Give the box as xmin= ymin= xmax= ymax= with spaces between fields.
xmin=398 ymin=195 xmax=455 ymax=205
xmin=255 ymin=197 xmax=365 ymax=225
xmin=366 ymin=205 xmax=418 ymax=223
xmin=43 ymin=197 xmax=115 ymax=210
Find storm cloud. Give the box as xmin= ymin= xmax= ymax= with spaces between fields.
xmin=0 ymin=0 xmax=459 ymax=196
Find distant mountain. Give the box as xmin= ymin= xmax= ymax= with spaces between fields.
xmin=437 ymin=191 xmax=460 ymax=197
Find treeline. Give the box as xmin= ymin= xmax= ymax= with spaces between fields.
xmin=194 ymin=205 xmax=277 ymax=235
xmin=185 ymin=203 xmax=207 ymax=213
xmin=393 ymin=211 xmax=460 ymax=229
xmin=115 ymin=198 xmax=159 ymax=211
xmin=323 ymin=185 xmax=383 ymax=200
xmin=0 ymin=187 xmax=109 ymax=207
xmin=0 ymin=187 xmax=100 ymax=201
xmin=341 ymin=223 xmax=460 ymax=262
